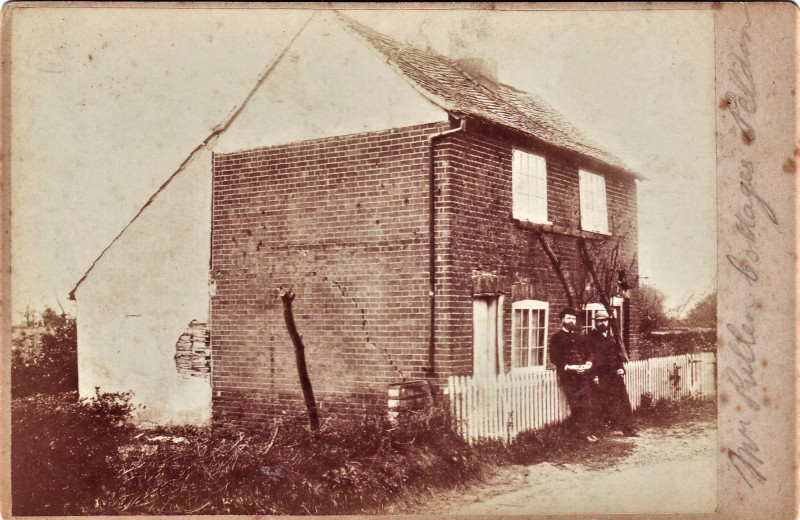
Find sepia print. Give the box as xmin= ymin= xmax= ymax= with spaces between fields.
xmin=2 ymin=3 xmax=796 ymax=519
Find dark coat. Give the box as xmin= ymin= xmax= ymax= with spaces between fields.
xmin=549 ymin=329 xmax=588 ymax=377
xmin=549 ymin=328 xmax=595 ymax=435
xmin=585 ymin=328 xmax=634 ymax=431
xmin=585 ymin=329 xmax=625 ymax=377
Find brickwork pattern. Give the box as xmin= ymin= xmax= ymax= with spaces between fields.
xmin=211 ymin=122 xmax=449 ymax=425
xmin=211 ymin=121 xmax=641 ymax=425
xmin=433 ymin=127 xmax=641 ymax=377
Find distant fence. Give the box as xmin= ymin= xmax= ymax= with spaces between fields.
xmin=446 ymin=352 xmax=716 ymax=444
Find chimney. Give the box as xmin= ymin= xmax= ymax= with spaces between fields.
xmin=454 ymin=57 xmax=499 ymax=93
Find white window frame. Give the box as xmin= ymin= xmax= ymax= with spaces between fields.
xmin=581 ymin=298 xmax=624 ymax=335
xmin=579 ymin=169 xmax=609 ymax=234
xmin=511 ymin=300 xmax=549 ymax=372
xmin=512 ymin=149 xmax=550 ymax=225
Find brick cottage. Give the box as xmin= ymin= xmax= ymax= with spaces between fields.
xmin=70 ymin=11 xmax=644 ymax=426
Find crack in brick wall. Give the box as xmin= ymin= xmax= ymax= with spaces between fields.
xmin=211 ymin=122 xmax=447 ymax=424
xmin=323 ymin=276 xmax=406 ymax=381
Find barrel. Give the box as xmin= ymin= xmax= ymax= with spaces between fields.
xmin=387 ymin=380 xmax=434 ymax=422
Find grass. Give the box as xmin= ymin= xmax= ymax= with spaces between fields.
xmin=106 ymin=408 xmax=482 ymax=515
xmin=635 ymin=394 xmax=716 ymax=433
xmin=12 ymin=396 xmax=480 ymax=516
xmin=11 ymin=392 xmax=716 ymax=516
xmin=476 ymin=396 xmax=716 ymax=472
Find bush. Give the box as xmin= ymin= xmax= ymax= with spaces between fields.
xmin=639 ymin=391 xmax=655 ymax=409
xmin=11 ymin=390 xmax=134 ymax=515
xmin=636 ymin=329 xmax=716 ymax=359
xmin=11 ymin=309 xmax=77 ymax=398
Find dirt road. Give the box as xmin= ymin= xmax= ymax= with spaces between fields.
xmin=407 ymin=420 xmax=717 ymax=515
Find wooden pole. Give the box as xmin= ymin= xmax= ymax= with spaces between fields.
xmin=279 ymin=288 xmax=320 ymax=431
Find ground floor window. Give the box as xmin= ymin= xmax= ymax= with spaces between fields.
xmin=582 ymin=297 xmax=624 ymax=335
xmin=511 ymin=300 xmax=549 ymax=371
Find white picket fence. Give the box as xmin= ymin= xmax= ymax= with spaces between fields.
xmin=446 ymin=352 xmax=716 ymax=444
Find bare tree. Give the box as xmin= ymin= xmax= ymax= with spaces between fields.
xmin=685 ymin=291 xmax=716 ymax=328
xmin=577 ymin=234 xmax=636 ymax=361
xmin=637 ymin=284 xmax=669 ymax=334
xmin=531 ymin=226 xmax=579 ymax=308
xmin=532 ymin=220 xmax=637 ymax=361
xmin=279 ymin=288 xmax=320 ymax=431
xmin=19 ymin=304 xmax=39 ymax=327
xmin=669 ymin=293 xmax=696 ymax=323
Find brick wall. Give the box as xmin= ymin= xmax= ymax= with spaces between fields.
xmin=211 ymin=122 xmax=449 ymax=426
xmin=433 ymin=123 xmax=641 ymax=377
xmin=210 ymin=120 xmax=641 ymax=425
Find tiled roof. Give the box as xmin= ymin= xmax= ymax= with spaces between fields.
xmin=334 ymin=11 xmax=642 ymax=179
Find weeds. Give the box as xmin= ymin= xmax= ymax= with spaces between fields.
xmin=11 ymin=390 xmax=715 ymax=516
xmin=12 ymin=399 xmax=476 ymax=516
xmin=106 ymin=405 xmax=477 ymax=515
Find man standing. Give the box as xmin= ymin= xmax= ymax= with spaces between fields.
xmin=550 ymin=307 xmax=597 ymax=442
xmin=586 ymin=309 xmax=637 ymax=436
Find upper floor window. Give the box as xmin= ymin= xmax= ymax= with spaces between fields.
xmin=512 ymin=149 xmax=549 ymax=224
xmin=512 ymin=300 xmax=549 ymax=371
xmin=579 ymin=170 xmax=609 ymax=234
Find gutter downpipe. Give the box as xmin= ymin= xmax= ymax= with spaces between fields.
xmin=426 ymin=116 xmax=467 ymax=377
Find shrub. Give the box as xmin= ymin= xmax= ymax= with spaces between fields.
xmin=11 ymin=310 xmax=77 ymax=398
xmin=639 ymin=391 xmax=655 ymax=409
xmin=12 ymin=393 xmax=476 ymax=515
xmin=637 ymin=329 xmax=716 ymax=359
xmin=101 ymin=402 xmax=477 ymax=515
xmin=11 ymin=390 xmax=134 ymax=515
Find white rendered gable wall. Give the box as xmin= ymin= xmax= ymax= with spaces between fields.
xmin=74 ymin=150 xmax=213 ymax=425
xmin=214 ymin=15 xmax=448 ymax=153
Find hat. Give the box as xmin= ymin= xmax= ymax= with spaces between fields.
xmin=559 ymin=307 xmax=579 ymax=318
xmin=594 ymin=309 xmax=610 ymax=320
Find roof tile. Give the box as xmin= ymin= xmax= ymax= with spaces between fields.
xmin=334 ymin=11 xmax=641 ymax=179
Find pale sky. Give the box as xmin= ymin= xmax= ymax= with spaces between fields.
xmin=9 ymin=6 xmax=716 ymax=321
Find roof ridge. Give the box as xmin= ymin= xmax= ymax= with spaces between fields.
xmin=333 ymin=12 xmax=542 ymax=139
xmin=332 ymin=9 xmax=640 ymax=179
xmin=332 ymin=10 xmax=498 ymax=98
